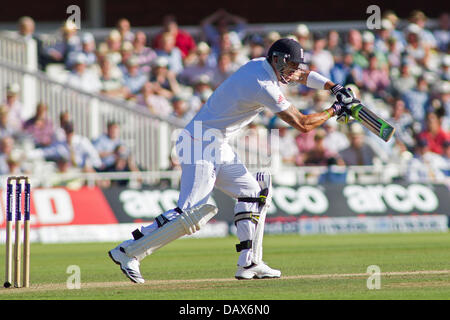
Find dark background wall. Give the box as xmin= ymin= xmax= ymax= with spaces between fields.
xmin=0 ymin=0 xmax=86 ymax=23
xmin=0 ymin=0 xmax=447 ymax=27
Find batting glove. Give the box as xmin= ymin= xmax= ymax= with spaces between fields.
xmin=331 ymin=101 xmax=352 ymax=124
xmin=330 ymin=84 xmax=355 ymax=106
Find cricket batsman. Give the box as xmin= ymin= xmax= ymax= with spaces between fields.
xmin=108 ymin=38 xmax=356 ymax=283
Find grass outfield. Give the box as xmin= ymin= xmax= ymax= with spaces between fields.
xmin=1 ymin=232 xmax=450 ymax=300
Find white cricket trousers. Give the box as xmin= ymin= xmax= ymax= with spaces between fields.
xmin=141 ymin=140 xmax=261 ymax=267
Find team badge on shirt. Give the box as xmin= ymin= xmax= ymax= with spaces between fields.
xmin=277 ymin=95 xmax=285 ymax=104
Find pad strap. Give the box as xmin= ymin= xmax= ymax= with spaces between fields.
xmin=236 ymin=240 xmax=252 ymax=252
xmin=234 ymin=212 xmax=259 ymax=225
xmin=238 ymin=197 xmax=260 ymax=203
xmin=132 ymin=207 xmax=183 ymax=239
xmin=238 ymin=189 xmax=268 ymax=208
xmin=132 ymin=229 xmax=144 ymax=240
xmin=155 ymin=214 xmax=171 ymax=228
xmin=155 ymin=207 xmax=183 ymax=228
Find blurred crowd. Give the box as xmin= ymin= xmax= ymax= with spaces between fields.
xmin=1 ymin=83 xmax=139 ymax=187
xmin=2 ymin=9 xmax=450 ymax=184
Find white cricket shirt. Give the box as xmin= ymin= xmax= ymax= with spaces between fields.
xmin=184 ymin=58 xmax=291 ymax=141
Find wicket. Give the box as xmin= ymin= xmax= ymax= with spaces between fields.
xmin=4 ymin=176 xmax=31 ymax=288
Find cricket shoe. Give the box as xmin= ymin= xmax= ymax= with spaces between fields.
xmin=235 ymin=262 xmax=281 ymax=280
xmin=108 ymin=246 xmax=145 ymax=284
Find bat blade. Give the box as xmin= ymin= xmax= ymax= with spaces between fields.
xmin=350 ymin=104 xmax=395 ymax=142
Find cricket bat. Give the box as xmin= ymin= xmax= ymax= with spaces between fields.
xmin=349 ymin=103 xmax=396 ymax=142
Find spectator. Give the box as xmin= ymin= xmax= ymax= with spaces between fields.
xmin=345 ymin=29 xmax=362 ymax=54
xmin=2 ymin=83 xmax=24 ymax=132
xmin=264 ymin=31 xmax=281 ymax=55
xmin=353 ymin=31 xmax=387 ymax=70
xmin=406 ymin=138 xmax=446 ymax=182
xmin=322 ymin=118 xmax=350 ymax=154
xmin=149 ymin=56 xmax=180 ymax=98
xmin=116 ymin=18 xmax=134 ymax=42
xmin=404 ymin=23 xmax=430 ymax=71
xmin=238 ymin=120 xmax=269 ymax=165
xmin=153 ymin=15 xmax=197 ymax=61
xmin=438 ymin=81 xmax=450 ymax=130
xmin=178 ymin=42 xmax=215 ymax=86
xmin=247 ymin=34 xmax=266 ymax=60
xmin=0 ymin=136 xmax=16 ymax=175
xmin=23 ymin=102 xmax=55 ymax=148
xmin=201 ymin=9 xmax=247 ymax=50
xmin=418 ymin=111 xmax=450 ymax=155
xmin=386 ymin=37 xmax=402 ymax=69
xmin=123 ymin=56 xmax=148 ymax=98
xmin=434 ymin=13 xmax=450 ymax=52
xmin=99 ymin=57 xmax=127 ymax=99
xmin=318 ymin=157 xmax=348 ymax=184
xmin=17 ymin=16 xmax=45 ymax=70
xmin=67 ymin=32 xmax=97 ymax=70
xmin=402 ymin=75 xmax=430 ymax=124
xmin=55 ymin=157 xmax=71 ymax=174
xmin=294 ymin=24 xmax=312 ymax=52
xmin=44 ymin=20 xmax=81 ymax=66
xmin=41 ymin=122 xmax=101 ymax=172
xmin=54 ymin=111 xmax=71 ymax=142
xmin=98 ymin=30 xmax=122 ymax=66
xmin=228 ymin=41 xmax=249 ymax=71
xmin=382 ymin=10 xmax=406 ymax=49
xmin=210 ymin=31 xmax=236 ymax=64
xmin=294 ymin=129 xmax=317 ymax=166
xmin=439 ymin=55 xmax=450 ymax=81
xmin=270 ymin=117 xmax=298 ymax=166
xmin=137 ymin=82 xmax=173 ymax=117
xmin=310 ymin=32 xmax=334 ymax=78
xmin=330 ymin=50 xmax=363 ymax=87
xmin=92 ymin=121 xmax=126 ymax=170
xmin=211 ymin=52 xmax=234 ymax=88
xmin=66 ymin=53 xmax=102 ymax=93
xmin=409 ymin=10 xmax=437 ymax=49
xmin=389 ymin=98 xmax=416 ymax=150
xmin=133 ymin=31 xmax=157 ymax=74
xmin=362 ymin=53 xmax=390 ymax=97
xmin=304 ymin=90 xmax=331 ymax=114
xmin=17 ymin=15 xmax=35 ymax=41
xmin=442 ymin=139 xmax=450 ymax=176
xmin=171 ymin=95 xmax=194 ymax=122
xmin=304 ymin=128 xmax=337 ymax=166
xmin=103 ymin=144 xmax=140 ymax=186
xmin=0 ymin=106 xmax=19 ymax=139
xmin=188 ymin=75 xmax=213 ymax=112
xmin=326 ymin=30 xmax=343 ymax=63
xmin=339 ymin=123 xmax=376 ymax=166
xmin=374 ymin=19 xmax=394 ymax=54
xmin=155 ymin=32 xmax=184 ymax=75
xmin=6 ymin=156 xmax=24 ymax=176
xmin=50 ymin=157 xmax=85 ymax=188
xmin=117 ymin=41 xmax=135 ymax=74
xmin=391 ymin=63 xmax=416 ymax=96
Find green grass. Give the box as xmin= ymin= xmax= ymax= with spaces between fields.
xmin=1 ymin=232 xmax=450 ymax=300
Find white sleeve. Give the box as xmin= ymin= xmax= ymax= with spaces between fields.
xmin=82 ymin=137 xmax=103 ymax=168
xmin=256 ymin=84 xmax=291 ymax=113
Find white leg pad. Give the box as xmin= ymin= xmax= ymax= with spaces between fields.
xmin=123 ymin=204 xmax=218 ymax=261
xmin=252 ymin=172 xmax=272 ymax=264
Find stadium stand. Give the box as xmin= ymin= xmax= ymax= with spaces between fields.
xmin=0 ymin=9 xmax=448 ymax=187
